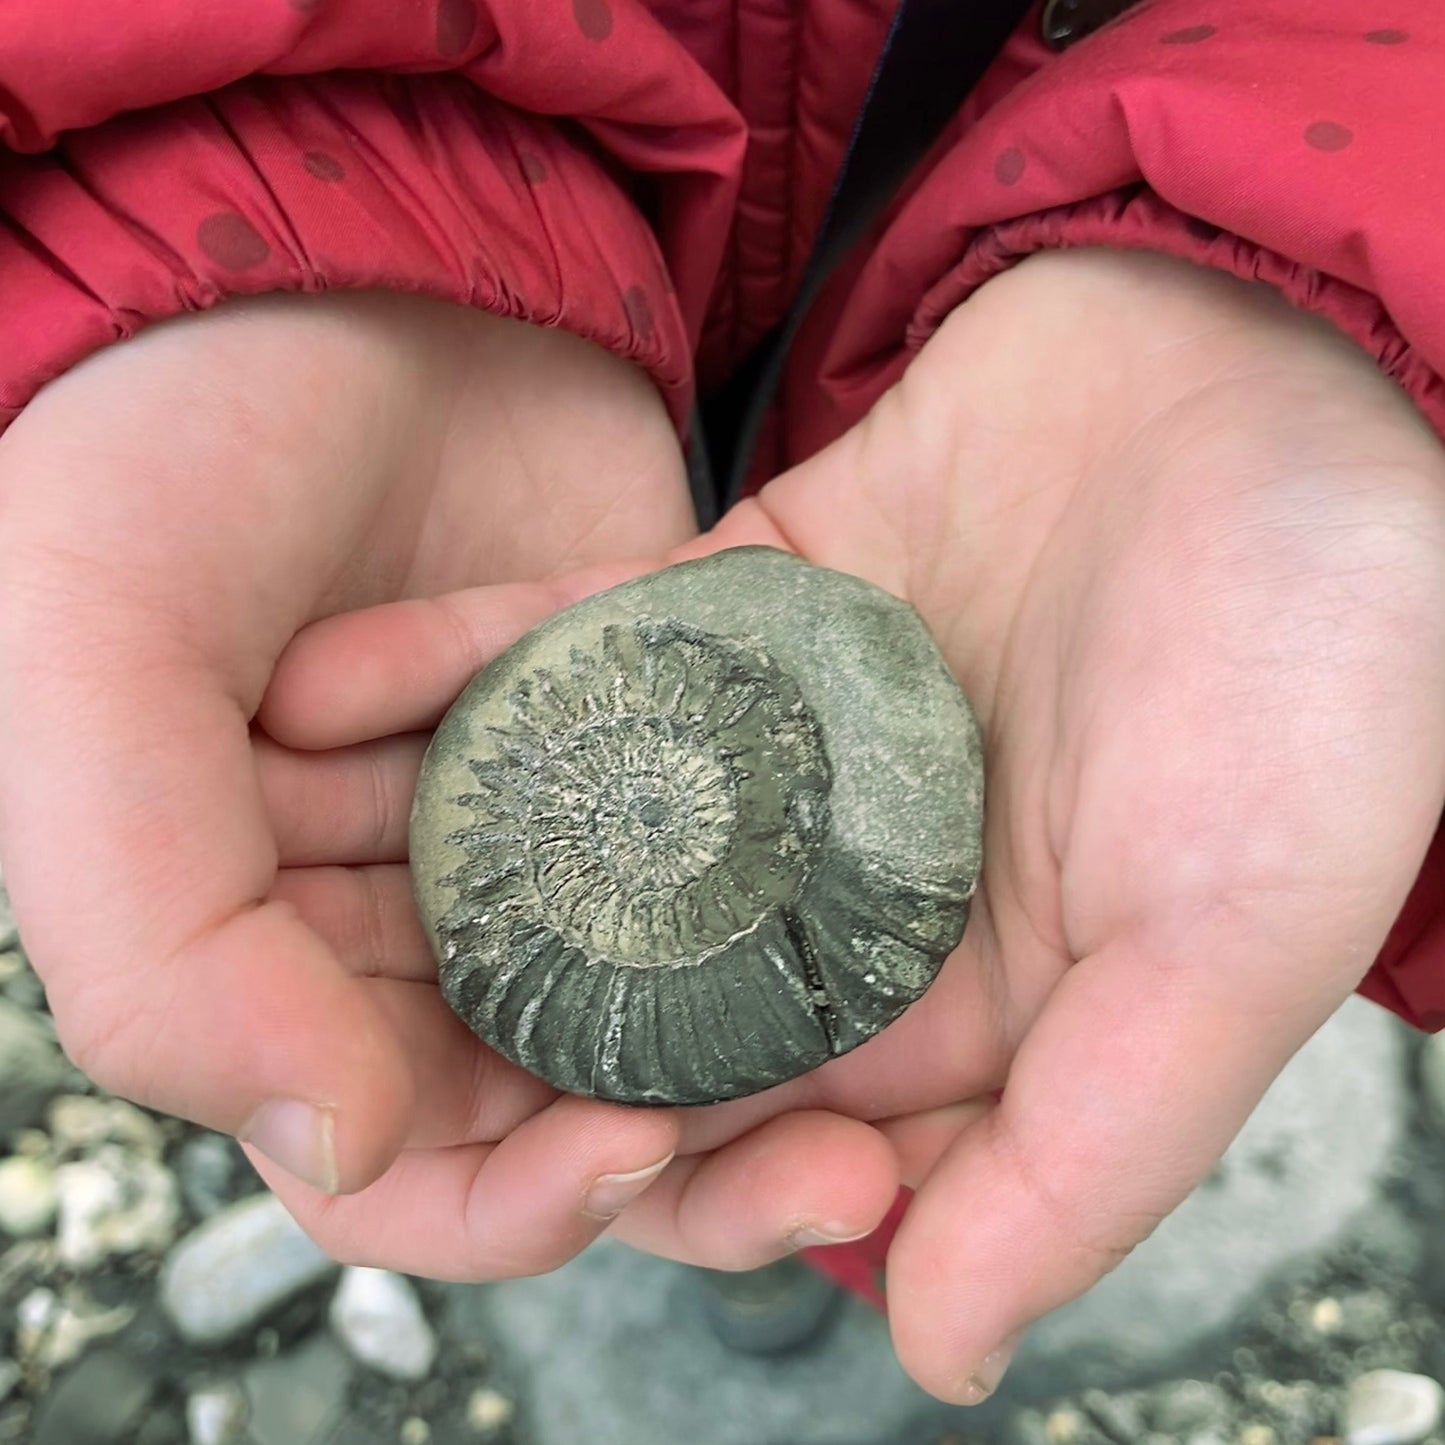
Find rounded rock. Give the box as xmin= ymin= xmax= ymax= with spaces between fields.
xmin=1343 ymin=1369 xmax=1444 ymax=1445
xmin=0 ymin=1154 xmax=58 ymax=1237
xmin=329 ymin=1266 xmax=437 ymax=1381
xmin=410 ymin=548 xmax=984 ymax=1105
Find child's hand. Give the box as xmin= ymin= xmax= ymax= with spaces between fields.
xmin=263 ymin=250 xmax=1445 ymax=1398
xmin=0 ymin=291 xmax=747 ymax=1273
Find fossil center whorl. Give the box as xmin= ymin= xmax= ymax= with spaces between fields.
xmin=438 ymin=617 xmax=832 ymax=968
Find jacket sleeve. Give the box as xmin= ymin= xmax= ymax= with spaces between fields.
xmin=0 ymin=0 xmax=747 ymax=434
xmin=792 ymin=0 xmax=1445 ymax=1032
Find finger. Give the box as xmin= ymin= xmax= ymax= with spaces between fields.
xmin=258 ymin=502 xmax=797 ymax=751
xmin=873 ymin=1099 xmax=996 ymax=1191
xmin=268 ymin=865 xmax=437 ymax=981
xmin=0 ymin=628 xmax=414 ymax=1196
xmin=248 ymin=1092 xmax=679 ymax=1280
xmin=256 ymin=733 xmax=428 ymax=866
xmin=606 ymin=1111 xmax=899 ymax=1270
xmin=883 ymin=935 xmax=1354 ymax=1405
xmin=260 ymin=562 xmax=653 ymax=749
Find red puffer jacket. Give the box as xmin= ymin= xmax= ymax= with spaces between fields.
xmin=3 ymin=0 xmax=1443 ymax=1303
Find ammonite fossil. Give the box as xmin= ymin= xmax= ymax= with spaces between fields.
xmin=410 ymin=547 xmax=984 ymax=1106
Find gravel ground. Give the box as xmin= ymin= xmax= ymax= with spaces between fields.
xmin=2 ymin=873 xmax=1445 ymax=1445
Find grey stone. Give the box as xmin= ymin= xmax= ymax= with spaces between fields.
xmin=1005 ymin=998 xmax=1408 ymax=1396
xmin=0 ymin=999 xmax=69 ymax=1138
xmin=1343 ymin=1370 xmax=1444 ymax=1445
xmin=0 ymin=1362 xmax=19 ymax=1406
xmin=186 ymin=1381 xmax=248 ymax=1445
xmin=329 ymin=1266 xmax=437 ymax=1381
xmin=1149 ymin=1379 xmax=1233 ymax=1435
xmin=55 ymin=1146 xmax=179 ymax=1268
xmin=243 ymin=1334 xmax=350 ymax=1445
xmin=176 ymin=1134 xmax=242 ymax=1220
xmin=0 ymin=1154 xmax=57 ymax=1237
xmin=1419 ymin=1030 xmax=1445 ymax=1132
xmin=411 ymin=547 xmax=983 ymax=1106
xmin=30 ymin=1348 xmax=155 ymax=1445
xmin=160 ymin=1192 xmax=337 ymax=1345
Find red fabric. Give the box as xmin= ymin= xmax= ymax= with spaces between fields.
xmin=4 ymin=0 xmax=1445 ymax=1302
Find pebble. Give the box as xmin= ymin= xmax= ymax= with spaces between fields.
xmin=0 ymin=999 xmax=70 ymax=1136
xmin=186 ymin=1382 xmax=249 ymax=1445
xmin=161 ymin=1192 xmax=337 ymax=1345
xmin=55 ymin=1146 xmax=179 ymax=1268
xmin=1420 ymin=1031 xmax=1445 ymax=1131
xmin=177 ymin=1133 xmax=241 ymax=1219
xmin=244 ymin=1334 xmax=350 ymax=1445
xmin=1342 ymin=1370 xmax=1444 ymax=1445
xmin=15 ymin=1285 xmax=134 ymax=1370
xmin=401 ymin=1419 xmax=431 ymax=1445
xmin=0 ymin=1154 xmax=57 ymax=1237
xmin=49 ymin=1095 xmax=164 ymax=1157
xmin=0 ymin=1362 xmax=18 ymax=1406
xmin=1152 ymin=1380 xmax=1233 ymax=1436
xmin=330 ymin=1266 xmax=438 ymax=1381
xmin=29 ymin=1348 xmax=155 ymax=1445
xmin=467 ymin=1388 xmax=516 ymax=1434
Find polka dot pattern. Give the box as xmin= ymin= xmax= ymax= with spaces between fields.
xmin=573 ymin=0 xmax=613 ymax=42
xmin=1303 ymin=120 xmax=1353 ymax=152
xmin=303 ymin=151 xmax=345 ymax=181
xmin=1161 ymin=25 xmax=1216 ymax=44
xmin=994 ymin=148 xmax=1026 ymax=186
xmin=436 ymin=0 xmax=478 ymax=57
xmin=196 ymin=213 xmax=270 ymax=271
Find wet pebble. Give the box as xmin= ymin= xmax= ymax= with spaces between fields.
xmin=30 ymin=1348 xmax=155 ymax=1445
xmin=55 ymin=1146 xmax=179 ymax=1268
xmin=15 ymin=1285 xmax=134 ymax=1370
xmin=49 ymin=1095 xmax=164 ymax=1157
xmin=186 ymin=1381 xmax=248 ymax=1445
xmin=243 ymin=1334 xmax=350 ymax=1445
xmin=466 ymin=1387 xmax=515 ymax=1435
xmin=0 ymin=1154 xmax=57 ymax=1237
xmin=0 ymin=1000 xmax=69 ymax=1136
xmin=176 ymin=1133 xmax=242 ymax=1219
xmin=1342 ymin=1369 xmax=1444 ymax=1445
xmin=0 ymin=1363 xmax=18 ymax=1406
xmin=329 ymin=1266 xmax=438 ymax=1381
xmin=160 ymin=1192 xmax=336 ymax=1345
xmin=1151 ymin=1380 xmax=1233 ymax=1436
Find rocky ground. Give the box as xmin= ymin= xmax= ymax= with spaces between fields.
xmin=3 ymin=872 xmax=1445 ymax=1445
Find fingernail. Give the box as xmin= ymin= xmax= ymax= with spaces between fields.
xmin=787 ymin=1223 xmax=876 ymax=1250
xmin=957 ymin=1331 xmax=1023 ymax=1405
xmin=241 ymin=1100 xmax=339 ymax=1194
xmin=582 ymin=1153 xmax=674 ymax=1220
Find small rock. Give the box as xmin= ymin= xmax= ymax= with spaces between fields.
xmin=400 ymin=1420 xmax=431 ymax=1445
xmin=1420 ymin=1031 xmax=1445 ymax=1130
xmin=0 ymin=1362 xmax=19 ymax=1406
xmin=161 ymin=1192 xmax=337 ymax=1346
xmin=186 ymin=1381 xmax=248 ymax=1445
xmin=49 ymin=1095 xmax=164 ymax=1157
xmin=1045 ymin=1407 xmax=1087 ymax=1443
xmin=0 ymin=999 xmax=69 ymax=1137
xmin=244 ymin=1334 xmax=350 ymax=1445
xmin=329 ymin=1267 xmax=437 ymax=1381
xmin=30 ymin=1348 xmax=156 ymax=1445
xmin=0 ymin=1155 xmax=57 ymax=1237
xmin=1239 ymin=1426 xmax=1278 ymax=1445
xmin=15 ymin=1285 xmax=135 ymax=1371
xmin=1083 ymin=1389 xmax=1146 ymax=1442
xmin=177 ymin=1134 xmax=242 ymax=1219
xmin=466 ymin=1388 xmax=515 ymax=1435
xmin=0 ymin=951 xmax=23 ymax=985
xmin=1153 ymin=1381 xmax=1234 ymax=1437
xmin=1343 ymin=1370 xmax=1444 ymax=1445
xmin=56 ymin=1146 xmax=179 ymax=1268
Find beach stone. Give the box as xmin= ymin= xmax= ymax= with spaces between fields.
xmin=0 ymin=1361 xmax=20 ymax=1405
xmin=243 ymin=1334 xmax=350 ymax=1445
xmin=176 ymin=1134 xmax=243 ymax=1220
xmin=186 ymin=1381 xmax=248 ymax=1445
xmin=160 ymin=1193 xmax=337 ymax=1345
xmin=1150 ymin=1380 xmax=1232 ymax=1436
xmin=55 ymin=1147 xmax=179 ymax=1268
xmin=30 ymin=1348 xmax=155 ymax=1445
xmin=1419 ymin=1030 xmax=1445 ymax=1132
xmin=411 ymin=547 xmax=983 ymax=1106
xmin=0 ymin=1000 xmax=69 ymax=1137
xmin=0 ymin=1154 xmax=57 ymax=1237
xmin=329 ymin=1267 xmax=437 ymax=1381
xmin=466 ymin=1388 xmax=516 ymax=1435
xmin=1342 ymin=1369 xmax=1444 ymax=1445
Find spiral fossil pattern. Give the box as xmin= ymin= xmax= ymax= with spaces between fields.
xmin=411 ymin=548 xmax=984 ymax=1105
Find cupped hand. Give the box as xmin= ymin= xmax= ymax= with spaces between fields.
xmin=265 ymin=250 xmax=1445 ymax=1392
xmin=0 ymin=292 xmax=894 ymax=1279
